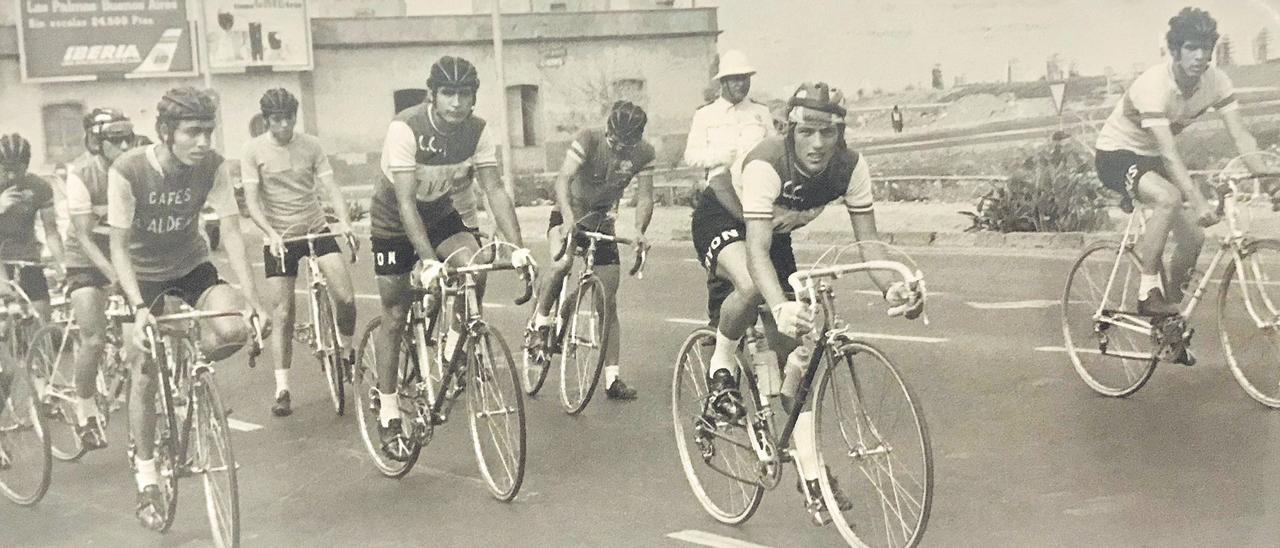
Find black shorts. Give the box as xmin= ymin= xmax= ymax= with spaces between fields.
xmin=1096 ymin=149 xmax=1167 ymax=200
xmin=3 ymin=264 xmax=49 ymax=303
xmin=264 ymin=228 xmax=342 ymax=278
xmin=138 ymin=262 xmax=224 ymax=313
xmin=65 ymin=267 xmax=111 ymax=295
xmin=548 ymin=210 xmax=620 ymax=267
xmin=691 ymin=189 xmax=797 ymax=290
xmin=370 ymin=210 xmax=480 ymax=276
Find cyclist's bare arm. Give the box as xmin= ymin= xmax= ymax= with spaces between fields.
xmin=848 ymin=211 xmax=897 ymax=293
xmin=318 ymin=171 xmax=352 ymax=230
xmin=477 ymin=165 xmax=525 ymax=248
xmin=553 ymin=152 xmax=584 ymax=229
xmin=71 ymin=212 xmax=116 ymax=281
xmin=39 ymin=204 xmax=66 ymax=276
xmin=109 ymin=227 xmax=144 ymax=310
xmin=240 ymin=174 xmax=281 ymax=243
xmin=634 ymin=171 xmax=655 ymax=237
xmin=1150 ymin=126 xmax=1211 ymax=213
xmin=1220 ymin=109 xmax=1275 ymax=174
xmin=745 ymin=219 xmax=788 ymax=309
xmin=391 ymin=171 xmax=436 ymax=261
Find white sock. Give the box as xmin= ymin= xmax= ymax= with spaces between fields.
xmin=710 ymin=330 xmax=740 ymax=377
xmin=604 ymin=365 xmax=620 ymax=387
xmin=74 ymin=396 xmax=99 ymax=426
xmin=378 ymin=391 xmax=401 ymax=427
xmin=1138 ymin=273 xmax=1162 ymax=298
xmin=134 ymin=457 xmax=159 ymax=490
xmin=533 ymin=311 xmax=552 ymax=328
xmin=793 ymin=411 xmax=820 ymax=481
xmin=274 ymin=369 xmax=289 ymax=395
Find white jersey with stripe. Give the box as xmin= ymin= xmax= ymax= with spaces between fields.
xmin=1095 ymin=61 xmax=1238 ymax=156
xmin=734 ymin=136 xmax=874 ymax=233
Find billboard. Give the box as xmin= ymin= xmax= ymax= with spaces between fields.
xmin=16 ymin=0 xmax=198 ymax=82
xmin=202 ymin=0 xmax=312 ymax=73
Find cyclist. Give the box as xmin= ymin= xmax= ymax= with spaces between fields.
xmin=369 ymin=55 xmax=531 ymax=461
xmin=61 ymin=108 xmax=136 ymax=451
xmin=108 ymin=87 xmax=268 ymax=528
xmin=526 ymin=100 xmax=655 ymax=401
xmin=1095 ymin=7 xmax=1276 ymax=328
xmin=0 ymin=133 xmax=65 ymax=322
xmin=241 ymin=88 xmax=356 ymax=418
xmin=691 ymin=82 xmax=918 ymax=520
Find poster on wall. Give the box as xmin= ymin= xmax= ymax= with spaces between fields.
xmin=202 ymin=0 xmax=313 ymax=73
xmin=16 ymin=0 xmax=198 ymax=82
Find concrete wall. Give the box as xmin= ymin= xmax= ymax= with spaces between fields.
xmin=310 ymin=0 xmax=407 ymax=18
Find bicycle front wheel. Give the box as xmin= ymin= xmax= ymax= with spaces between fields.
xmin=192 ymin=371 xmax=239 ymax=548
xmin=670 ymin=328 xmax=764 ymax=525
xmin=315 ymin=290 xmax=345 ymax=416
xmin=1219 ymin=238 xmax=1280 ymax=408
xmin=1061 ymin=241 xmax=1157 ymax=397
xmin=149 ymin=350 xmax=181 ymax=533
xmin=466 ymin=328 xmax=526 ymax=501
xmin=24 ymin=325 xmax=83 ymax=461
xmin=559 ymin=276 xmax=608 ymax=415
xmin=352 ymin=317 xmax=420 ymax=478
xmin=0 ymin=364 xmax=52 ymax=506
xmin=814 ymin=341 xmax=932 ymax=548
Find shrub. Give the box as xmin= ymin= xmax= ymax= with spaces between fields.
xmin=961 ymin=147 xmax=1111 ymax=233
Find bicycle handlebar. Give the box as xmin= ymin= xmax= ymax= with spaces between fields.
xmin=788 ymin=260 xmax=927 ymax=322
xmin=273 ymin=230 xmax=359 ymax=268
xmin=436 ymin=260 xmax=537 ymax=306
xmin=552 ymin=227 xmax=650 ymax=278
xmin=141 ymin=308 xmax=267 ymax=368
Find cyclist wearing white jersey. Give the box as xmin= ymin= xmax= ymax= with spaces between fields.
xmin=1094 ymin=7 xmax=1277 ymax=330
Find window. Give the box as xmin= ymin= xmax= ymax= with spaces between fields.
xmin=506 ymin=85 xmax=542 ymax=147
xmin=548 ymin=2 xmax=567 ymax=11
xmin=42 ymin=102 xmax=84 ymax=165
xmin=655 ymin=0 xmax=675 ymax=6
xmin=611 ymin=78 xmax=647 ymax=106
xmin=393 ymin=88 xmax=428 ymax=114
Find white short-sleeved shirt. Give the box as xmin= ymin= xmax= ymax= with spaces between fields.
xmin=728 ymin=137 xmax=874 ymax=233
xmin=1096 ymin=62 xmax=1238 ymax=156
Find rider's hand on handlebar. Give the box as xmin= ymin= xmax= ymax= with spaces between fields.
xmin=772 ymin=301 xmax=814 ymax=339
xmin=267 ymin=231 xmax=286 ymax=258
xmin=418 ymin=260 xmax=445 ymax=289
xmin=129 ymin=307 xmax=155 ymax=354
xmin=885 ymin=281 xmax=924 ymax=320
xmin=1193 ymin=201 xmax=1219 ymax=228
xmin=511 ymin=247 xmax=536 ymax=270
xmin=634 ymin=233 xmax=650 ymax=250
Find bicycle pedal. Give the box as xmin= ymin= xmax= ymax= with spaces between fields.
xmin=806 ymin=500 xmax=832 ymax=527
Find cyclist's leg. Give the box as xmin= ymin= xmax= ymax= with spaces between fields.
xmin=68 ymin=272 xmax=109 ymax=446
xmin=433 ymin=216 xmax=484 ymax=359
xmin=1166 ymin=203 xmax=1206 ymax=303
xmin=371 ymin=235 xmax=416 ymax=427
xmin=127 ymin=279 xmax=169 ymax=497
xmin=534 ymin=213 xmax=573 ymax=321
xmin=264 ymin=270 xmax=297 ymax=415
xmin=314 ymin=248 xmax=357 ymax=351
xmin=1131 ymin=170 xmax=1185 ymax=311
xmin=185 ymin=265 xmax=251 ymax=361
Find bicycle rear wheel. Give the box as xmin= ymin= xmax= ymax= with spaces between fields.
xmin=315 ymin=289 xmax=345 ymax=416
xmin=519 ymin=294 xmax=553 ymax=396
xmin=466 ymin=328 xmax=526 ymax=501
xmin=1061 ymin=241 xmax=1158 ymax=397
xmin=192 ymin=371 xmax=239 ymax=548
xmin=815 ymin=341 xmax=932 ymax=548
xmin=670 ymin=328 xmax=764 ymax=525
xmin=352 ymin=317 xmax=420 ymax=478
xmin=559 ymin=276 xmax=608 ymax=415
xmin=24 ymin=325 xmax=84 ymax=461
xmin=0 ymin=363 xmax=52 ymax=506
xmin=1218 ymin=238 xmax=1280 ymax=408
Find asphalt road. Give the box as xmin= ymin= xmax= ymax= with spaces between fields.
xmin=4 ymin=242 xmax=1280 ymax=547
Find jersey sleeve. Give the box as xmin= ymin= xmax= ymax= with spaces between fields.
xmin=30 ymin=175 xmax=54 ymax=210
xmin=472 ymin=123 xmax=498 ymax=168
xmin=740 ymin=160 xmax=783 ymax=221
xmin=567 ymin=128 xmax=595 ymax=165
xmin=381 ymin=120 xmax=418 ymax=174
xmin=238 ymin=140 xmax=260 ymax=185
xmin=207 ymin=161 xmax=239 ymax=218
xmin=106 ymin=167 xmax=136 ymax=230
xmin=65 ymin=171 xmax=93 ymax=216
xmin=1212 ymin=69 xmax=1239 ymax=113
xmin=843 ymin=157 xmax=875 ymax=214
xmin=1129 ymin=72 xmax=1171 ymax=129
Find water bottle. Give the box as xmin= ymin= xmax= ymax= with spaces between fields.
xmin=780 ymin=344 xmax=812 ymax=401
xmin=748 ymin=337 xmax=781 ymax=397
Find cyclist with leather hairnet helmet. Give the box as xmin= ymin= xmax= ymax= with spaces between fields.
xmin=0 ymin=132 xmax=64 ymax=317
xmin=690 ymin=81 xmax=921 ymax=524
xmin=107 ymin=86 xmax=268 ymax=529
xmin=60 ymin=108 xmax=137 ymax=452
xmin=368 ymin=55 xmax=532 ymax=461
xmin=526 ymin=100 xmax=656 ymax=401
xmin=1094 ymin=6 xmax=1279 ymax=336
xmin=240 ymin=87 xmax=357 ymax=417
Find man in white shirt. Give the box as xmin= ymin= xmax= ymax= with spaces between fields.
xmin=684 ymin=50 xmax=775 ymax=326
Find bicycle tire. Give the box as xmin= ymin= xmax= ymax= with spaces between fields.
xmin=316 ymin=288 xmax=345 ymax=416
xmin=352 ymin=317 xmax=421 ymax=478
xmin=1218 ymin=238 xmax=1280 ymax=408
xmin=520 ymin=292 xmax=553 ymax=397
xmin=24 ymin=324 xmax=84 ymax=461
xmin=559 ymin=275 xmax=608 ymax=415
xmin=1061 ymin=241 xmax=1158 ymax=397
xmin=0 ymin=362 xmax=52 ymax=506
xmin=192 ymin=370 xmax=240 ymax=548
xmin=670 ymin=327 xmax=764 ymax=525
xmin=814 ymin=341 xmax=932 ymax=548
xmin=150 ymin=342 xmax=182 ymax=533
xmin=466 ymin=328 xmax=527 ymax=501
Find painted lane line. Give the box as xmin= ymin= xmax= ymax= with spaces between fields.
xmin=227 ymin=418 xmax=264 ymax=432
xmin=663 ymin=319 xmax=947 ymax=343
xmin=967 ymin=299 xmax=1060 ymax=310
xmin=666 ymin=318 xmax=708 ymax=326
xmin=666 ymin=530 xmax=773 ymax=548
xmin=291 ymin=290 xmax=507 ymax=307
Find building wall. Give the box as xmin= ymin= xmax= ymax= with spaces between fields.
xmin=311 ymin=0 xmax=407 ymax=18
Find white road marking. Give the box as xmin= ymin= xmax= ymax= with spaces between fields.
xmin=967 ymin=299 xmax=1060 ymax=310
xmin=227 ymin=418 xmax=263 ymax=432
xmin=666 ymin=318 xmax=708 ymax=325
xmin=666 ymin=530 xmax=773 ymax=548
xmin=292 ymin=290 xmax=508 ymax=307
xmin=663 ymin=318 xmax=947 ymax=343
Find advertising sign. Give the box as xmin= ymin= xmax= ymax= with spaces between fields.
xmin=202 ymin=0 xmax=312 ymax=73
xmin=17 ymin=0 xmax=197 ymax=82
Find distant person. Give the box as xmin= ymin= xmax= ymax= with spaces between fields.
xmin=890 ymin=105 xmax=904 ymax=133
xmin=684 ymin=50 xmax=775 ymax=326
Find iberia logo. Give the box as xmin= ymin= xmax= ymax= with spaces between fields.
xmin=62 ymin=44 xmax=141 ymax=66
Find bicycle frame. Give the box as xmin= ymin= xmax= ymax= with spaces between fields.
xmin=547 ymin=229 xmax=648 ymax=350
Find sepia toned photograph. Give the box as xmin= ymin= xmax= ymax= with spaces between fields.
xmin=1 ymin=0 xmax=1279 ymax=546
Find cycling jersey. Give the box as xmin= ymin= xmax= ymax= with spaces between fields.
xmin=240 ymin=132 xmax=334 ymax=237
xmin=0 ymin=173 xmax=54 ymax=261
xmin=561 ymin=127 xmax=655 ymax=218
xmin=106 ymin=145 xmax=238 ymax=281
xmin=1096 ymin=61 xmax=1238 ymax=156
xmin=369 ymin=104 xmax=497 ymax=239
xmin=64 ymin=152 xmax=111 ymax=269
xmin=732 ymin=137 xmax=874 ymax=232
